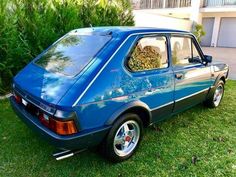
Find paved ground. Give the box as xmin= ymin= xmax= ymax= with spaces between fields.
xmin=202 ymin=47 xmax=236 ymax=80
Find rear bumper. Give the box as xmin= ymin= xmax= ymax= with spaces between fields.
xmin=10 ymin=96 xmax=110 ymax=150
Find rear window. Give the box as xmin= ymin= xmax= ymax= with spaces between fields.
xmin=35 ymin=34 xmax=111 ymax=76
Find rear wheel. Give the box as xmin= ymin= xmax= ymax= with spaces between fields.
xmin=204 ymin=80 xmax=224 ymax=108
xmin=102 ymin=113 xmax=143 ymax=162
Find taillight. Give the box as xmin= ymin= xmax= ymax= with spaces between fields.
xmin=14 ymin=93 xmax=22 ymax=104
xmin=13 ymin=91 xmax=78 ymax=135
xmin=38 ymin=112 xmax=78 ymax=135
xmin=49 ymin=118 xmax=77 ymax=135
xmin=39 ymin=113 xmax=50 ymax=127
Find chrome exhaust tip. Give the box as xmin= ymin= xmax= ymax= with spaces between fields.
xmin=53 ymin=149 xmax=85 ymax=160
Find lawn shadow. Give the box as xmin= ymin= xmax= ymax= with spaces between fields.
xmin=148 ymin=103 xmax=209 ymax=135
xmin=8 ymin=102 xmax=210 ymax=166
xmin=2 ymin=95 xmax=235 ymax=176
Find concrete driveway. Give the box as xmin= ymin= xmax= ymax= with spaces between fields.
xmin=202 ymin=47 xmax=236 ymax=80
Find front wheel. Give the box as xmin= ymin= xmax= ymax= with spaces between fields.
xmin=102 ymin=113 xmax=143 ymax=162
xmin=204 ymin=80 xmax=225 ymax=108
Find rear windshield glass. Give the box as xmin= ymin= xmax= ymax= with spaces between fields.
xmin=35 ymin=34 xmax=111 ymax=76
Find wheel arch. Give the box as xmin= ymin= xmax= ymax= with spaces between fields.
xmin=206 ymin=73 xmax=226 ymax=100
xmin=105 ymin=101 xmax=152 ymax=127
xmin=214 ymin=73 xmax=226 ymax=86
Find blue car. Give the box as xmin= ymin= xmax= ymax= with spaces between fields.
xmin=10 ymin=27 xmax=229 ymax=162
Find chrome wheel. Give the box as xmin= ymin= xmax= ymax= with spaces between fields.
xmin=213 ymin=85 xmax=224 ymax=107
xmin=113 ymin=120 xmax=140 ymax=157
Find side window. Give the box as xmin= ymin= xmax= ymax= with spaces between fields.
xmin=171 ymin=36 xmax=202 ymax=66
xmin=127 ymin=36 xmax=168 ymax=72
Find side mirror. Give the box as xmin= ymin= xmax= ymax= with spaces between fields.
xmin=188 ymin=56 xmax=201 ymax=63
xmin=204 ymin=55 xmax=212 ymax=63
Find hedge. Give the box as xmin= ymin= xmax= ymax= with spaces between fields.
xmin=0 ymin=0 xmax=134 ymax=95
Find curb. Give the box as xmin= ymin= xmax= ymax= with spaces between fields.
xmin=0 ymin=93 xmax=12 ymax=100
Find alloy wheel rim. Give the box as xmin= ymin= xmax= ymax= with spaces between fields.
xmin=113 ymin=120 xmax=140 ymax=157
xmin=213 ymin=85 xmax=223 ymax=106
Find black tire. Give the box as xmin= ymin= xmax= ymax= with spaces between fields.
xmin=204 ymin=80 xmax=225 ymax=108
xmin=102 ymin=113 xmax=143 ymax=162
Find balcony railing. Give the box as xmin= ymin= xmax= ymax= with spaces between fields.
xmin=203 ymin=0 xmax=236 ymax=7
xmin=131 ymin=0 xmax=192 ymax=9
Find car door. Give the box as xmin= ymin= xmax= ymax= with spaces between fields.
xmin=170 ymin=34 xmax=212 ymax=112
xmin=126 ymin=34 xmax=174 ymax=122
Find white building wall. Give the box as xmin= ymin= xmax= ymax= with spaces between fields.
xmin=133 ymin=10 xmax=192 ymax=31
xmin=132 ymin=0 xmax=236 ymax=47
xmin=190 ymin=0 xmax=201 ymax=23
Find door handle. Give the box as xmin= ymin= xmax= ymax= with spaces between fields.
xmin=175 ymin=73 xmax=183 ymax=79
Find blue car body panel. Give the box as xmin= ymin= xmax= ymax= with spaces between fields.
xmin=14 ymin=63 xmax=78 ymax=106
xmin=10 ymin=27 xmax=229 ymax=150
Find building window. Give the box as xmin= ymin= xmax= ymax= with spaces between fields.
xmin=130 ymin=0 xmax=192 ymax=9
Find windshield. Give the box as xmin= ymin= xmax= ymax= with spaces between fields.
xmin=35 ymin=34 xmax=111 ymax=76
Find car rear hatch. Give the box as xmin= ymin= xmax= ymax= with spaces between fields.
xmin=13 ymin=63 xmax=77 ymax=107
xmin=13 ymin=30 xmax=112 ymax=107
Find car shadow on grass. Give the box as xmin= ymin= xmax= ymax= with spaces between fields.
xmin=2 ymin=98 xmax=232 ymax=176
xmin=24 ymin=103 xmax=209 ymax=163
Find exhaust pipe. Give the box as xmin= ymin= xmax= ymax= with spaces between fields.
xmin=53 ymin=149 xmax=86 ymax=160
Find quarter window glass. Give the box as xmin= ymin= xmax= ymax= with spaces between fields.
xmin=127 ymin=36 xmax=168 ymax=72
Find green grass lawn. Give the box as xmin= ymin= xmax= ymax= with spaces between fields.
xmin=1 ymin=81 xmax=236 ymax=177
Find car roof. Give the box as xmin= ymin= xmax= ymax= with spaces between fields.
xmin=70 ymin=26 xmax=191 ymax=37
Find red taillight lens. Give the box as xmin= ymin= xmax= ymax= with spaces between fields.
xmin=39 ymin=113 xmax=50 ymax=127
xmin=14 ymin=94 xmax=22 ymax=103
xmin=49 ymin=118 xmax=77 ymax=135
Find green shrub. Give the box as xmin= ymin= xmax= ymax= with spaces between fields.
xmin=0 ymin=0 xmax=134 ymax=95
xmin=192 ymin=24 xmax=206 ymax=43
